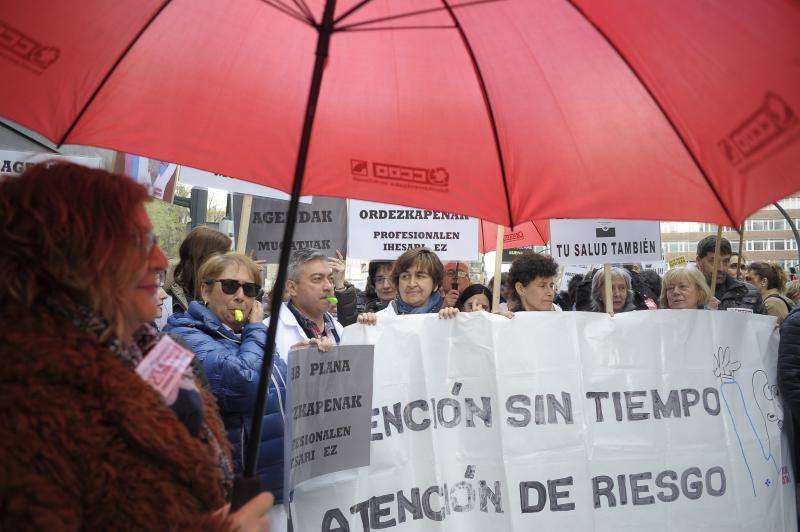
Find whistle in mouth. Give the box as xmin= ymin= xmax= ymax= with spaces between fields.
xmin=234 ymin=309 xmax=244 ymax=322
xmin=326 ymin=297 xmax=338 ymax=304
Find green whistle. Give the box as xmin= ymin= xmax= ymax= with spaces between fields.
xmin=326 ymin=296 xmax=338 ymax=304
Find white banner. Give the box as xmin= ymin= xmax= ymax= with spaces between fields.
xmin=347 ymin=200 xmax=479 ymax=260
xmin=551 ymin=219 xmax=662 ymax=265
xmin=0 ymin=149 xmax=102 ymax=174
xmin=290 ymin=311 xmax=796 ymax=531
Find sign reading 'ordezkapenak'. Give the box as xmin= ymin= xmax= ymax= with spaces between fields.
xmin=550 ymin=219 xmax=662 ymax=266
xmin=285 ymin=345 xmax=374 ymax=493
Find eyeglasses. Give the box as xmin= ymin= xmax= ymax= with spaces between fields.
xmin=207 ymin=279 xmax=260 ymax=298
xmin=445 ymin=270 xmax=469 ymax=278
xmin=131 ymin=231 xmax=159 ymax=253
xmin=374 ymin=275 xmax=392 ymax=286
xmin=157 ymin=270 xmax=166 ymax=287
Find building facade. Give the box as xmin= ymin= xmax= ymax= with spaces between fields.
xmin=661 ymin=195 xmax=800 ymax=270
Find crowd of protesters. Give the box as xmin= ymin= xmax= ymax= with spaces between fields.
xmin=5 ymin=162 xmax=800 ymax=530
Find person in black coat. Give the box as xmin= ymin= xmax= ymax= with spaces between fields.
xmin=778 ymin=307 xmax=800 ymax=480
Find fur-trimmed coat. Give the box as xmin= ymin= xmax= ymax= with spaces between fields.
xmin=0 ymin=312 xmax=235 ymax=531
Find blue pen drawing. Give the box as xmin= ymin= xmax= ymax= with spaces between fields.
xmin=714 ymin=347 xmax=780 ymax=497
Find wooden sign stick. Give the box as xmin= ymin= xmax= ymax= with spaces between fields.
xmin=492 ymin=224 xmax=504 ymax=311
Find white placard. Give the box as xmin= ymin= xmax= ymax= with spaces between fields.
xmin=559 ymin=265 xmax=590 ymax=291
xmin=289 ymin=311 xmax=795 ymax=531
xmin=347 ymin=200 xmax=479 ymax=260
xmin=641 ymin=260 xmax=667 ymax=275
xmin=0 ymin=149 xmax=103 ymax=174
xmin=179 ymin=165 xmax=311 ymax=202
xmin=551 ymin=219 xmax=662 ymax=266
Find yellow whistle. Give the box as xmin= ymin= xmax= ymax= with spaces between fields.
xmin=234 ymin=309 xmax=244 ymax=322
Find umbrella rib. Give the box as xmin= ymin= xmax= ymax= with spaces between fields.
xmin=1 ymin=120 xmax=60 ymax=153
xmin=291 ymin=0 xmax=316 ymax=24
xmin=439 ymin=0 xmax=515 ymax=227
xmin=56 ymin=0 xmax=175 ymax=147
xmin=337 ymin=0 xmax=505 ymax=32
xmin=565 ymin=0 xmax=736 ymax=226
xmin=333 ymin=0 xmax=373 ymax=26
xmin=339 ymin=24 xmax=457 ymax=32
xmin=257 ymin=0 xmax=315 ymax=25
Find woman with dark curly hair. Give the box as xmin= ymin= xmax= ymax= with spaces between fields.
xmin=507 ymin=253 xmax=561 ymax=312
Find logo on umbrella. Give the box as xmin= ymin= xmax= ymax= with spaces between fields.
xmin=0 ymin=20 xmax=60 ymax=74
xmin=719 ymin=92 xmax=798 ymax=170
xmin=350 ymin=159 xmax=368 ymax=176
xmin=350 ymin=159 xmax=449 ymax=191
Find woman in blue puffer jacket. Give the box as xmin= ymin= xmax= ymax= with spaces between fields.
xmin=164 ymin=253 xmax=287 ymax=505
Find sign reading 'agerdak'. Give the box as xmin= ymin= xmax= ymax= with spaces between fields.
xmin=550 ymin=219 xmax=662 ymax=266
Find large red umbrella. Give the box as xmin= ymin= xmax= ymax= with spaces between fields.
xmin=1 ymin=0 xmax=799 ymax=228
xmin=2 ymin=0 xmax=799 ymax=508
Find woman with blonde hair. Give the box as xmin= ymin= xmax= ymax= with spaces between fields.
xmin=0 ymin=163 xmax=272 ymax=531
xmin=167 ymin=252 xmax=315 ymax=531
xmin=660 ymin=266 xmax=715 ymax=309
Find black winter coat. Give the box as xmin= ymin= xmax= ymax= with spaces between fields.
xmin=778 ymin=307 xmax=800 ymax=476
xmin=714 ymin=275 xmax=767 ymax=314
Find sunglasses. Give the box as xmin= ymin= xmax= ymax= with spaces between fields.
xmin=208 ymin=279 xmax=260 ymax=298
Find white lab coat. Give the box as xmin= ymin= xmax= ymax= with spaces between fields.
xmin=264 ymin=302 xmax=344 ymax=358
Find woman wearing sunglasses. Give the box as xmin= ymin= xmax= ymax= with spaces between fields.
xmin=165 ymin=252 xmax=290 ymax=525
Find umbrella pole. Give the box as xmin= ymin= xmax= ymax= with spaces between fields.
xmin=231 ymin=0 xmax=338 ymax=512
xmin=710 ymin=226 xmax=723 ymax=292
xmin=604 ymin=264 xmax=613 ymax=315
xmin=492 ymin=224 xmax=503 ymax=311
xmin=736 ymin=224 xmax=745 ymax=280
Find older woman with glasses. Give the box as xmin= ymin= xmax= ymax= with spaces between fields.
xmin=0 ymin=163 xmax=272 ymax=530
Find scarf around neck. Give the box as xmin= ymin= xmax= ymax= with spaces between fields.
xmin=394 ymin=291 xmax=443 ymax=315
xmin=65 ymin=304 xmax=234 ymax=498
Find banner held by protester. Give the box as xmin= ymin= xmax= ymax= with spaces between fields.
xmin=289 ymin=311 xmax=795 ymax=531
xmin=551 ymin=219 xmax=662 ymax=266
xmin=233 ymin=194 xmax=347 ymax=262
xmin=347 ymin=200 xmax=479 ymax=261
xmin=0 ymin=149 xmax=102 ymax=175
xmin=285 ymin=345 xmax=374 ymax=493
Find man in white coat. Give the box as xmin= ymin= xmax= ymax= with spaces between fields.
xmin=266 ymin=248 xmax=344 ymax=358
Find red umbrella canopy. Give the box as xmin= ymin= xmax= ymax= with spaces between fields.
xmin=1 ymin=0 xmax=799 ymax=226
xmin=479 ymin=220 xmax=550 ymax=254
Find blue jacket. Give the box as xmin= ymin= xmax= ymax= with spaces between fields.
xmin=165 ymin=301 xmax=288 ymax=502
